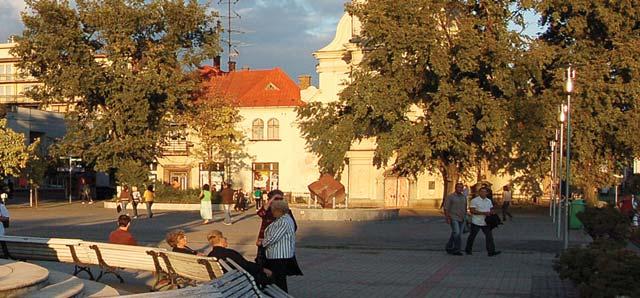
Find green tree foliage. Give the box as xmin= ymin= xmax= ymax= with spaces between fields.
xmin=114 ymin=159 xmax=148 ymax=188
xmin=0 ymin=119 xmax=38 ymax=177
xmin=184 ymin=91 xmax=246 ymax=183
xmin=297 ymin=0 xmax=526 ymax=198
xmin=11 ymin=0 xmax=220 ymax=180
xmin=532 ymin=1 xmax=640 ymax=203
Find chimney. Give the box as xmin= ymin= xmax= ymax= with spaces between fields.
xmin=298 ymin=75 xmax=312 ymax=90
xmin=213 ymin=56 xmax=221 ymax=69
xmin=228 ymin=61 xmax=236 ymax=72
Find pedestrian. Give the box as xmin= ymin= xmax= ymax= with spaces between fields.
xmin=0 ymin=197 xmax=10 ymax=236
xmin=256 ymin=190 xmax=297 ymax=266
xmin=108 ymin=215 xmax=137 ymax=245
xmin=443 ymin=182 xmax=467 ymax=256
xmin=465 ymin=188 xmax=501 ymax=257
xmin=220 ymin=182 xmax=235 ymax=225
xmin=143 ymin=185 xmax=155 ymax=218
xmin=254 ymin=188 xmax=263 ymax=210
xmin=166 ymin=230 xmax=202 ymax=255
xmin=118 ymin=185 xmax=132 ymax=214
xmin=131 ymin=186 xmax=141 ymax=218
xmin=502 ymin=185 xmax=513 ymax=221
xmin=259 ymin=200 xmax=302 ymax=293
xmin=80 ymin=177 xmax=93 ymax=204
xmin=199 ymin=184 xmax=213 ymax=224
xmin=207 ymin=230 xmax=272 ymax=284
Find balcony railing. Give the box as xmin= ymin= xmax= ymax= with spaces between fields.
xmin=0 ymin=94 xmax=36 ymax=104
xmin=161 ymin=140 xmax=190 ymax=156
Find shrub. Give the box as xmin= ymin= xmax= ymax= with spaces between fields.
xmin=152 ymin=184 xmax=222 ymax=204
xmin=554 ymin=244 xmax=640 ymax=298
xmin=576 ymin=207 xmax=630 ymax=247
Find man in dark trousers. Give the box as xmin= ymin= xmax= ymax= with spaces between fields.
xmin=443 ymin=182 xmax=467 ymax=256
xmin=220 ymin=183 xmax=235 ymax=225
xmin=465 ymin=188 xmax=501 ymax=257
xmin=207 ymin=230 xmax=271 ymax=283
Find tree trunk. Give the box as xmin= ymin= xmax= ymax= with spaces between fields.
xmin=583 ymin=185 xmax=598 ymax=206
xmin=440 ymin=161 xmax=460 ymax=208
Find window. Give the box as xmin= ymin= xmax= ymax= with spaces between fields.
xmin=265 ymin=82 xmax=279 ymax=90
xmin=0 ymin=64 xmax=13 ymax=81
xmin=428 ymin=181 xmax=436 ymax=190
xmin=252 ymin=119 xmax=264 ymax=140
xmin=267 ymin=118 xmax=279 ymax=140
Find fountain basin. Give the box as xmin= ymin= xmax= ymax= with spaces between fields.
xmin=291 ymin=207 xmax=399 ymax=221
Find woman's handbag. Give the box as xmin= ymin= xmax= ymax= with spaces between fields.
xmin=1 ymin=218 xmax=9 ymax=228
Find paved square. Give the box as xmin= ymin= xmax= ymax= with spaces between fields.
xmin=6 ymin=201 xmax=585 ymax=297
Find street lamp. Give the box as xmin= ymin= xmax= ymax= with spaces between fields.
xmin=564 ymin=67 xmax=576 ymax=250
xmin=550 ymin=139 xmax=556 ymax=219
xmin=557 ymin=104 xmax=566 ymax=239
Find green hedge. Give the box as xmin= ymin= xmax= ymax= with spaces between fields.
xmin=554 ymin=207 xmax=640 ymax=297
xmin=113 ymin=184 xmax=222 ymax=204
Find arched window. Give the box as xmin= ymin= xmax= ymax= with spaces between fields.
xmin=267 ymin=118 xmax=279 ymax=140
xmin=252 ymin=119 xmax=264 ymax=140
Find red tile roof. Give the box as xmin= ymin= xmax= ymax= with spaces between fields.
xmin=201 ymin=66 xmax=303 ymax=107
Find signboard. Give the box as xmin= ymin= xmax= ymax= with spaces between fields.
xmin=634 ymin=158 xmax=640 ymax=174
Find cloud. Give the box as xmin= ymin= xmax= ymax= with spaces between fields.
xmin=216 ymin=0 xmax=347 ymax=82
xmin=0 ymin=0 xmax=26 ymax=41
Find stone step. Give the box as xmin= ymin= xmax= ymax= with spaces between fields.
xmin=25 ymin=269 xmax=84 ymax=298
xmin=0 ymin=259 xmax=49 ymax=297
xmin=79 ymin=275 xmax=121 ymax=297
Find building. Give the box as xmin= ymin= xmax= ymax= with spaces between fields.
xmin=0 ymin=41 xmax=73 ymax=113
xmin=154 ymin=63 xmax=319 ymax=197
xmin=301 ymin=8 xmax=518 ymax=208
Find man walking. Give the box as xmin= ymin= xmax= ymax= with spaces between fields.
xmin=502 ymin=185 xmax=513 ymax=221
xmin=443 ymin=182 xmax=467 ymax=256
xmin=465 ymin=188 xmax=501 ymax=257
xmin=220 ymin=183 xmax=235 ymax=225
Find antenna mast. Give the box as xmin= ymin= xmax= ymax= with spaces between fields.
xmin=218 ymin=0 xmax=241 ymax=65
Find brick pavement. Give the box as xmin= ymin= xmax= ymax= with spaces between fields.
xmin=5 ymin=201 xmax=584 ymax=297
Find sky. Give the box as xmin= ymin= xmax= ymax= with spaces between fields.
xmin=0 ymin=0 xmax=541 ymax=85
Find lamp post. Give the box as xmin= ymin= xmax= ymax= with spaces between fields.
xmin=563 ymin=67 xmax=575 ymax=250
xmin=550 ymin=139 xmax=556 ymax=220
xmin=557 ymin=104 xmax=566 ymax=239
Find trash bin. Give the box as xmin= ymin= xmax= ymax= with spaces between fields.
xmin=569 ymin=199 xmax=586 ymax=229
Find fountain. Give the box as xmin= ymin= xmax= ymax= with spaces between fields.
xmin=291 ymin=174 xmax=399 ymax=221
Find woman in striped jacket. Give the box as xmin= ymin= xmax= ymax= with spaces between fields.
xmin=260 ymin=200 xmax=302 ymax=293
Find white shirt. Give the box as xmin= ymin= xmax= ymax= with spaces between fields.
xmin=262 ymin=214 xmax=296 ymax=259
xmin=0 ymin=204 xmax=10 ymax=236
xmin=470 ymin=196 xmax=493 ymax=226
xmin=503 ymin=190 xmax=512 ymax=202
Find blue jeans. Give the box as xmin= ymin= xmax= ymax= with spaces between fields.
xmin=446 ymin=219 xmax=465 ymax=253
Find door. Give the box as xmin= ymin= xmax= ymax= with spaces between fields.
xmin=385 ymin=176 xmax=410 ymax=207
xmin=170 ymin=172 xmax=188 ymax=190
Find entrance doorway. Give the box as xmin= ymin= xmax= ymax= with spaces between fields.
xmin=384 ymin=176 xmax=409 ymax=207
xmin=169 ymin=172 xmax=188 ymax=190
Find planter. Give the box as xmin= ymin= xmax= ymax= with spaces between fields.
xmin=103 ymin=201 xmax=225 ymax=211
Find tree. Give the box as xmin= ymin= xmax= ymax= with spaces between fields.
xmin=532 ymin=0 xmax=640 ymax=203
xmin=0 ymin=119 xmax=38 ymax=178
xmin=297 ymin=0 xmax=526 ymax=199
xmin=184 ymin=91 xmax=246 ymax=185
xmin=12 ymin=0 xmax=221 ymax=182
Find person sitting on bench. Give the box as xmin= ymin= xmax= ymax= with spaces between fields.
xmin=166 ymin=229 xmax=203 ymax=256
xmin=207 ymin=230 xmax=272 ymax=282
xmin=108 ymin=215 xmax=137 ymax=245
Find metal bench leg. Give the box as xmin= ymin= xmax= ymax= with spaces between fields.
xmin=96 ymin=268 xmax=124 ymax=283
xmin=73 ymin=265 xmax=94 ymax=280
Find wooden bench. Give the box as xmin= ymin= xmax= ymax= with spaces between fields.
xmin=218 ymin=258 xmax=265 ymax=297
xmin=80 ymin=241 xmax=169 ymax=288
xmin=156 ymin=251 xmax=225 ymax=288
xmin=0 ymin=235 xmax=98 ymax=280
